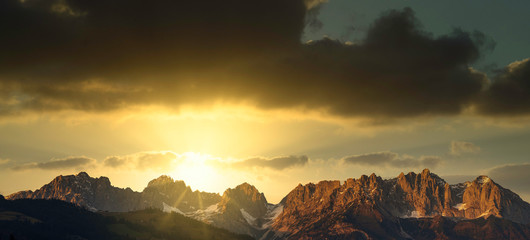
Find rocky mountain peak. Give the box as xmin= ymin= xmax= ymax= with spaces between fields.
xmin=7 ymin=172 xmax=142 ymax=212
xmin=234 ymin=183 xmax=260 ymax=196
xmin=141 ymin=175 xmax=221 ymax=212
xmin=362 ymin=173 xmax=382 ymax=189
xmin=398 ymin=169 xmax=445 ymax=190
xmin=473 ymin=175 xmax=492 ymax=185
xmin=420 ymin=168 xmax=444 ymax=182
xmin=220 ymin=183 xmax=268 ymax=218
xmin=146 ymin=175 xmax=176 ymax=187
xmin=76 ymin=171 xmax=90 ymax=178
xmin=96 ymin=176 xmax=111 ymax=186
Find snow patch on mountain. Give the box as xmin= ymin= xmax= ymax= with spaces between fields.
xmin=261 ymin=204 xmax=283 ymax=229
xmin=477 ymin=210 xmax=494 ymax=219
xmin=185 ymin=204 xmax=219 ymax=223
xmin=162 ymin=202 xmax=184 ymax=214
xmin=240 ymin=208 xmax=257 ymax=225
xmin=450 ymin=183 xmax=467 ymax=198
xmin=454 ymin=203 xmax=467 ymax=210
xmin=476 ymin=176 xmax=491 ymax=184
xmin=402 ymin=210 xmax=421 ymax=218
xmin=204 ymin=203 xmax=220 ymax=213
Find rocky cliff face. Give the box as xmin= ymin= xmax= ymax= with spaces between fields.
xmin=265 ymin=169 xmax=530 ymax=239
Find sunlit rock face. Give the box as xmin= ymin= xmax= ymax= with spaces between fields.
xmin=265 ymin=169 xmax=530 ymax=239
xmin=455 ymin=176 xmax=530 ymax=224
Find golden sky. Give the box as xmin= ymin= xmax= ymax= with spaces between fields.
xmin=1 ymin=0 xmax=530 ymax=203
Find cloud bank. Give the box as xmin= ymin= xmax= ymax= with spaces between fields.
xmin=450 ymin=141 xmax=481 ymax=155
xmin=476 ymin=58 xmax=530 ymax=115
xmin=1 ymin=1 xmax=527 ymax=120
xmin=12 ymin=156 xmax=96 ymax=171
xmin=232 ymin=155 xmax=309 ymax=170
xmin=9 ymin=150 xmax=447 ymax=172
xmin=104 ymin=151 xmax=180 ymax=170
xmin=0 ymin=158 xmax=10 ymax=165
xmin=342 ymin=151 xmax=443 ymax=169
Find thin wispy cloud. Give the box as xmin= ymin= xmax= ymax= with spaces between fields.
xmin=231 ymin=155 xmax=309 ymax=170
xmin=104 ymin=151 xmax=181 ymax=171
xmin=12 ymin=156 xmax=96 ymax=171
xmin=450 ymin=141 xmax=481 ymax=155
xmin=342 ymin=151 xmax=443 ymax=169
xmin=0 ymin=158 xmax=10 ymax=165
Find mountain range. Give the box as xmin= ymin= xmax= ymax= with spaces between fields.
xmin=5 ymin=169 xmax=530 ymax=239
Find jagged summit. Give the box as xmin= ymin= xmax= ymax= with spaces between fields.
xmin=76 ymin=171 xmax=90 ymax=178
xmin=146 ymin=175 xmax=178 ymax=187
xmin=474 ymin=175 xmax=492 ymax=184
xmin=399 ymin=168 xmax=445 ymax=182
xmin=220 ymin=182 xmax=268 ymax=218
xmin=235 ymin=182 xmax=254 ymax=189
xmin=230 ymin=182 xmax=267 ymax=201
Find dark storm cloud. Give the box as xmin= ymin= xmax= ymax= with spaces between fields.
xmin=233 ymin=155 xmax=309 ymax=170
xmin=475 ymin=59 xmax=530 ymax=115
xmin=12 ymin=156 xmax=96 ymax=170
xmin=3 ymin=1 xmax=524 ymax=119
xmin=488 ymin=163 xmax=530 ymax=196
xmin=342 ymin=151 xmax=442 ymax=169
xmin=0 ymin=0 xmax=307 ymax=115
xmin=262 ymin=8 xmax=488 ymax=118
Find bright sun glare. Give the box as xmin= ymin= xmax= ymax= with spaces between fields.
xmin=171 ymin=152 xmax=221 ymax=193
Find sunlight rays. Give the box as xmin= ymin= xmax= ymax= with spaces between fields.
xmin=170 ymin=152 xmax=222 ymax=194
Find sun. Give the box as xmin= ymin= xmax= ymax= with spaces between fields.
xmin=170 ymin=152 xmax=223 ymax=193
